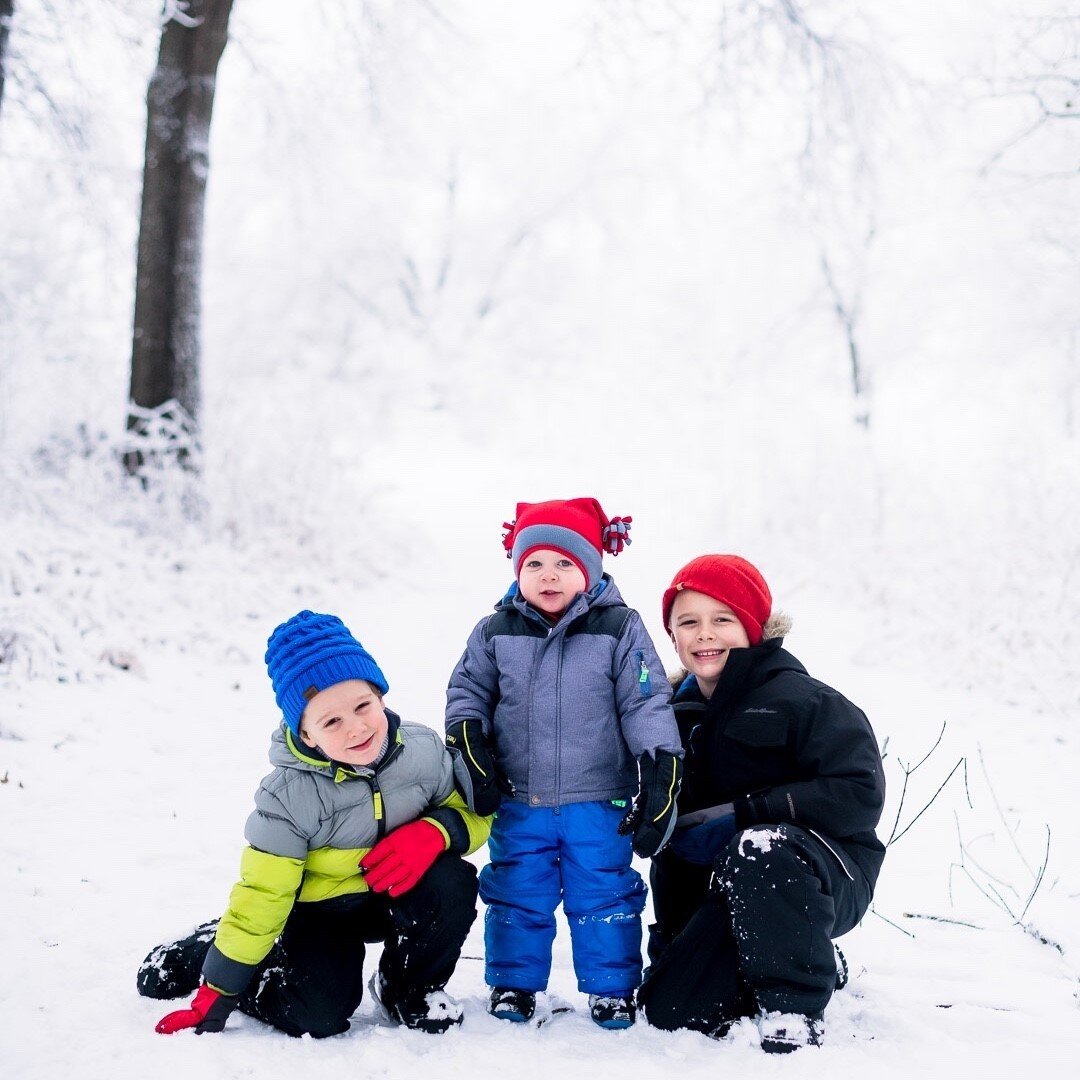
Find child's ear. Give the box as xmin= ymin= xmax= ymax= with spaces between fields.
xmin=298 ymin=725 xmax=318 ymax=750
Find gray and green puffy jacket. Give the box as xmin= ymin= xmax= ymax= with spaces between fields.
xmin=201 ymin=710 xmax=490 ymax=995
xmin=445 ymin=576 xmax=683 ymax=808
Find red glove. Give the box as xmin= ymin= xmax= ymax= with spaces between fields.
xmin=360 ymin=820 xmax=446 ymax=897
xmin=155 ymin=983 xmax=237 ymax=1034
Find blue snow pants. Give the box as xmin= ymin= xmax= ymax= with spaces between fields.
xmin=479 ymin=800 xmax=647 ymax=995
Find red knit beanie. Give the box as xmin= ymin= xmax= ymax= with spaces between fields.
xmin=661 ymin=554 xmax=772 ymax=645
xmin=501 ymin=498 xmax=632 ymax=591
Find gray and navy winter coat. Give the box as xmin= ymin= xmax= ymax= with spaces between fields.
xmin=445 ymin=576 xmax=683 ymax=807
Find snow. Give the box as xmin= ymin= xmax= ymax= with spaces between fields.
xmin=2 ymin=1 xmax=1080 ymax=1077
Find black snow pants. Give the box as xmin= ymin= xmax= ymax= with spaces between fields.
xmin=239 ymin=854 xmax=478 ymax=1037
xmin=138 ymin=854 xmax=478 ymax=1038
xmin=638 ymin=823 xmax=870 ymax=1034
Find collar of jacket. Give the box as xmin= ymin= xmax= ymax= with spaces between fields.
xmin=674 ymin=638 xmax=805 ymax=715
xmin=500 ymin=573 xmax=622 ymax=631
xmin=283 ymin=709 xmax=404 ymax=783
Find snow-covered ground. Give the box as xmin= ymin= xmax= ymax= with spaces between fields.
xmin=2 ymin=449 xmax=1078 ymax=1079
xmin=2 ymin=1 xmax=1079 ymax=1077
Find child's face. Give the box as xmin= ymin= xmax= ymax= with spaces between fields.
xmin=299 ymin=679 xmax=389 ymax=766
xmin=668 ymin=589 xmax=750 ymax=697
xmin=518 ymin=548 xmax=587 ymax=617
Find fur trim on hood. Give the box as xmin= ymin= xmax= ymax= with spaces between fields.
xmin=666 ymin=610 xmax=793 ymax=687
xmin=762 ymin=610 xmax=792 ymax=641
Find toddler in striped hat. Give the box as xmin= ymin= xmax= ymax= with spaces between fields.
xmin=445 ymin=497 xmax=683 ymax=1030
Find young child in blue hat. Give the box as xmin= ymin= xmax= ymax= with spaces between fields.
xmin=138 ymin=610 xmax=491 ymax=1037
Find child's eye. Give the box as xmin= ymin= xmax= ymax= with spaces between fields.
xmin=325 ymin=717 xmax=340 ymax=728
xmin=556 ymin=559 xmax=573 ymax=569
xmin=355 ymin=702 xmax=368 ymax=713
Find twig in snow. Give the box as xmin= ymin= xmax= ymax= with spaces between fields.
xmin=868 ymin=905 xmax=915 ymax=938
xmin=888 ymin=726 xmax=970 ymax=846
xmin=902 ymin=912 xmax=983 ymax=929
xmin=978 ymin=744 xmax=1037 ymax=877
xmin=950 ymin=787 xmax=1057 ymax=953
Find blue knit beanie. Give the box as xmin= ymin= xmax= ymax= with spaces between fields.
xmin=265 ymin=611 xmax=389 ymax=736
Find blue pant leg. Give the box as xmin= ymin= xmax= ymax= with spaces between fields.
xmin=479 ymin=803 xmax=562 ymax=992
xmin=558 ymin=801 xmax=647 ymax=996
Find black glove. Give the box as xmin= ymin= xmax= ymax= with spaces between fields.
xmin=446 ymin=719 xmax=506 ymax=816
xmin=618 ymin=750 xmax=683 ymax=858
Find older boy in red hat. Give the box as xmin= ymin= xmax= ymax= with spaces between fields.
xmin=639 ymin=554 xmax=885 ymax=1053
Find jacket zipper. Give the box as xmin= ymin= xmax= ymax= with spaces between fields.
xmin=554 ymin=630 xmax=563 ymax=809
xmin=367 ymin=740 xmax=404 ymax=841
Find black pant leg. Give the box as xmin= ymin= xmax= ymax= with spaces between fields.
xmin=378 ymin=854 xmax=479 ymax=1008
xmin=647 ymin=851 xmax=714 ymax=964
xmin=720 ymin=823 xmax=870 ymax=1018
xmin=239 ymin=896 xmax=385 ymax=1038
xmin=639 ymin=877 xmax=755 ymax=1034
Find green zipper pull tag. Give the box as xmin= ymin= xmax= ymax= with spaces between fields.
xmin=638 ymin=656 xmax=652 ymax=695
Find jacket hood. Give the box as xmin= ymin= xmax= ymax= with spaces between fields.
xmin=668 ymin=610 xmax=794 ymax=691
xmin=499 ymin=572 xmax=625 ymax=624
xmin=670 ymin=634 xmax=807 ymax=703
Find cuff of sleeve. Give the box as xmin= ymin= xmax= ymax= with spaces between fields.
xmin=201 ymin=943 xmax=258 ymax=998
xmin=734 ymin=793 xmax=769 ymax=829
xmin=423 ymin=809 xmax=468 ymax=853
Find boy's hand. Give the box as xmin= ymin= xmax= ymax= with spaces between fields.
xmin=360 ymin=820 xmax=446 ymax=897
xmin=155 ymin=983 xmax=237 ymax=1034
xmin=446 ymin=719 xmax=505 ymax=815
xmin=618 ymin=750 xmax=683 ymax=858
xmin=667 ymin=813 xmax=738 ymax=866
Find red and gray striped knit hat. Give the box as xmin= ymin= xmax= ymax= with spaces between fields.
xmin=501 ymin=497 xmax=632 ymax=591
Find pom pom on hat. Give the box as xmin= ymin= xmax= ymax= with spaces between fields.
xmin=501 ymin=497 xmax=632 ymax=591
xmin=265 ymin=611 xmax=389 ymax=736
xmin=661 ymin=555 xmax=772 ymax=646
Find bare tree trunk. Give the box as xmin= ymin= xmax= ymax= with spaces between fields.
xmin=0 ymin=1 xmax=14 ymax=122
xmin=125 ymin=0 xmax=234 ymax=478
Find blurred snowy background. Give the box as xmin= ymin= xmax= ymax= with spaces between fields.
xmin=1 ymin=2 xmax=1078 ymax=1076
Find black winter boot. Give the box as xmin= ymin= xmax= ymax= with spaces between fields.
xmin=136 ymin=920 xmax=219 ymax=999
xmin=369 ymin=971 xmax=463 ymax=1035
xmin=589 ymin=993 xmax=636 ymax=1029
xmin=489 ymin=986 xmax=536 ymax=1023
xmin=758 ymin=1011 xmax=824 ymax=1053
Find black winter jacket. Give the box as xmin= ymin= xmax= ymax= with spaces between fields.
xmin=672 ymin=637 xmax=885 ymax=891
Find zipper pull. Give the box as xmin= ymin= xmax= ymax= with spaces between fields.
xmin=638 ymin=653 xmax=652 ymax=695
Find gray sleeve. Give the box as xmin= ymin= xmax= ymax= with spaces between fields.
xmin=243 ymin=778 xmax=310 ymax=860
xmin=445 ymin=618 xmax=500 ymax=735
xmin=612 ymin=611 xmax=684 ymax=760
